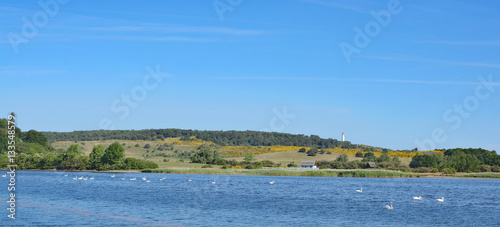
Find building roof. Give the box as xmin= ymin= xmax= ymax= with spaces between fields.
xmin=366 ymin=162 xmax=377 ymax=168
xmin=301 ymin=160 xmax=316 ymax=166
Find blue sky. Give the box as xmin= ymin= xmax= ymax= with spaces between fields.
xmin=1 ymin=0 xmax=499 ymax=151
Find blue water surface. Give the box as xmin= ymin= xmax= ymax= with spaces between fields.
xmin=1 ymin=171 xmax=499 ymax=226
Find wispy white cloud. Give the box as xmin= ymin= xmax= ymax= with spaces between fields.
xmin=299 ymin=0 xmax=368 ymax=14
xmin=78 ymin=25 xmax=264 ymax=35
xmin=363 ymin=78 xmax=500 ymax=86
xmin=417 ymin=40 xmax=500 ymax=46
xmin=409 ymin=6 xmax=450 ymax=15
xmin=362 ymin=55 xmax=500 ymax=68
xmin=212 ymin=76 xmax=500 ymax=86
xmin=0 ymin=68 xmax=68 ymax=76
xmin=33 ymin=33 xmax=226 ymax=42
xmin=213 ymin=76 xmax=339 ymax=81
xmin=0 ymin=31 xmax=238 ymax=44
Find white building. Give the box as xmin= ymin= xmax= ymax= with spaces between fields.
xmin=300 ymin=160 xmax=318 ymax=169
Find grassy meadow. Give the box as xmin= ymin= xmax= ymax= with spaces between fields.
xmin=46 ymin=139 xmax=500 ymax=179
xmin=51 ymin=139 xmax=413 ymax=170
xmin=51 ymin=139 xmax=204 ymax=169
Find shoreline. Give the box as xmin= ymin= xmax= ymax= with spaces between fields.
xmin=2 ymin=169 xmax=141 ymax=173
xmin=3 ymin=168 xmax=500 ymax=179
xmin=142 ymin=168 xmax=500 ymax=179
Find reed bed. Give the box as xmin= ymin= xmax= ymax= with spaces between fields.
xmin=142 ymin=168 xmax=413 ymax=178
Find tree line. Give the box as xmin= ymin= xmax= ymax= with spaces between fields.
xmin=410 ymin=148 xmax=500 ymax=173
xmin=41 ymin=128 xmax=386 ymax=152
xmin=0 ymin=118 xmax=157 ymax=170
xmin=13 ymin=142 xmax=157 ymax=170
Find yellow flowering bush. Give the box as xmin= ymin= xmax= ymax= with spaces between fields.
xmin=160 ymin=137 xmax=443 ymax=159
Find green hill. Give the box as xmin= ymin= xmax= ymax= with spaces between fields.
xmin=42 ymin=129 xmax=387 ymax=153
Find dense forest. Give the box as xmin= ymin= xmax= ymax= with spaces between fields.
xmin=42 ymin=129 xmax=385 ymax=152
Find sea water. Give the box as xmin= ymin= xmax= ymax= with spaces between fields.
xmin=1 ymin=171 xmax=499 ymax=226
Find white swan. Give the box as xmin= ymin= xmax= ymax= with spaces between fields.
xmin=437 ymin=197 xmax=445 ymax=202
xmin=64 ymin=174 xmax=68 ymax=177
xmin=83 ymin=177 xmax=88 ymax=181
xmin=73 ymin=176 xmax=77 ymax=180
xmin=384 ymin=202 xmax=393 ymax=210
xmin=2 ymin=174 xmax=6 ymax=177
xmin=90 ymin=176 xmax=94 ymax=180
xmin=78 ymin=176 xmax=84 ymax=180
xmin=269 ymin=181 xmax=276 ymax=185
xmin=356 ymin=187 xmax=363 ymax=193
xmin=413 ymin=196 xmax=422 ymax=200
xmin=121 ymin=177 xmax=126 ymax=180
xmin=130 ymin=177 xmax=136 ymax=181
xmin=142 ymin=177 xmax=147 ymax=181
xmin=188 ymin=178 xmax=192 ymax=182
xmin=146 ymin=180 xmax=151 ymax=183
xmin=111 ymin=175 xmax=115 ymax=178
xmin=212 ymin=180 xmax=216 ymax=184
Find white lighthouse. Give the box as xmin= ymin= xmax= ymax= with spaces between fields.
xmin=342 ymin=132 xmax=345 ymax=142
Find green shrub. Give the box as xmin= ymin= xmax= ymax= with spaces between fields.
xmin=190 ymin=144 xmax=221 ymax=164
xmin=386 ymin=166 xmax=398 ymax=171
xmin=479 ymin=164 xmax=491 ymax=172
xmin=443 ymin=168 xmax=456 ymax=174
xmin=144 ymin=144 xmax=151 ymax=149
xmin=492 ymin=166 xmax=500 ymax=172
xmin=336 ymin=154 xmax=349 ymax=162
xmin=399 ymin=167 xmax=411 ymax=172
xmin=201 ymin=164 xmax=213 ymax=168
xmin=362 ymin=152 xmax=376 ymax=162
xmin=330 ymin=161 xmax=345 ymax=169
xmin=431 ymin=168 xmax=439 ymax=173
xmin=307 ymin=148 xmax=318 ymax=156
xmin=419 ymin=167 xmax=432 ymax=173
xmin=0 ymin=155 xmax=9 ymax=168
xmin=287 ymin=162 xmax=299 ymax=167
xmin=260 ymin=160 xmax=276 ymax=167
xmin=163 ymin=159 xmax=169 ymax=162
xmin=316 ymin=160 xmax=331 ymax=169
xmin=124 ymin=157 xmax=158 ymax=170
xmin=376 ymin=162 xmax=395 ymax=169
xmin=245 ymin=164 xmax=256 ymax=169
xmin=355 ymin=151 xmax=364 ymax=158
xmin=344 ymin=161 xmax=359 ymax=169
xmin=377 ymin=154 xmax=391 ymax=163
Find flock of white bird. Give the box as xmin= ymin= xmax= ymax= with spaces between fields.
xmin=2 ymin=172 xmax=447 ymax=209
xmin=355 ymin=187 xmax=445 ymax=210
xmin=62 ymin=173 xmax=217 ymax=184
